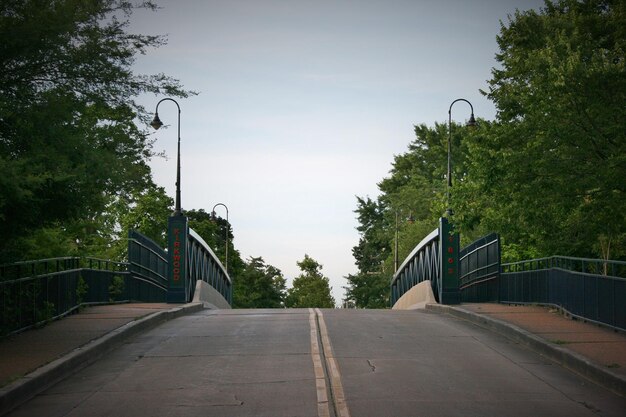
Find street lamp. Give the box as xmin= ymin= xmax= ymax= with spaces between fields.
xmin=211 ymin=203 xmax=229 ymax=273
xmin=151 ymin=98 xmax=182 ymax=216
xmin=447 ymin=98 xmax=476 ymax=217
xmin=394 ymin=208 xmax=415 ymax=273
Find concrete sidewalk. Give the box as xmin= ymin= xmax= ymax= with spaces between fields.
xmin=0 ymin=302 xmax=203 ymax=415
xmin=428 ymin=303 xmax=626 ymax=397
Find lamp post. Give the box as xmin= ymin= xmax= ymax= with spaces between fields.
xmin=394 ymin=208 xmax=415 ymax=273
xmin=211 ymin=203 xmax=229 ymax=273
xmin=151 ymin=98 xmax=182 ymax=216
xmin=447 ymin=98 xmax=477 ymax=217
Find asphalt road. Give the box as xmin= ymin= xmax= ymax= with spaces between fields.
xmin=8 ymin=308 xmax=626 ymax=417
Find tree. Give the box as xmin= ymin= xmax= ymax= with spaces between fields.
xmin=285 ymin=255 xmax=335 ymax=308
xmin=234 ymin=257 xmax=286 ymax=308
xmin=352 ymin=0 xmax=626 ymax=274
xmin=351 ymin=197 xmax=389 ymax=275
xmin=185 ymin=209 xmax=245 ymax=279
xmin=466 ymin=0 xmax=626 ymax=259
xmin=0 ymin=0 xmax=192 ymax=262
xmin=347 ymin=122 xmax=467 ymax=307
xmin=343 ymin=272 xmax=389 ymax=309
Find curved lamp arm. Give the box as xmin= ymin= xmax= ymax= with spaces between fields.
xmin=151 ymin=98 xmax=182 ymax=216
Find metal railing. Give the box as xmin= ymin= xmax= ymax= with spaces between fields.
xmin=502 ymin=256 xmax=626 ymax=278
xmin=0 ymin=257 xmax=80 ymax=281
xmin=0 ymin=251 xmax=168 ymax=336
xmin=459 ymin=233 xmax=500 ymax=302
xmin=127 ymin=230 xmax=169 ymax=292
xmin=501 ymin=256 xmax=626 ymax=331
xmin=187 ymin=228 xmax=232 ymax=305
xmin=390 ymin=227 xmax=440 ymax=306
xmin=1 ymin=258 xmax=98 ymax=335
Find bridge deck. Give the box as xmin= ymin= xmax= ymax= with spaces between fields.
xmin=2 ymin=304 xmax=625 ymax=416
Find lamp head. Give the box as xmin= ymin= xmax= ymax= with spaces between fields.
xmin=466 ymin=113 xmax=477 ymax=128
xmin=150 ymin=113 xmax=163 ymax=130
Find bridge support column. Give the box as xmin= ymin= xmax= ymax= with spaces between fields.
xmin=439 ymin=217 xmax=460 ymax=304
xmin=167 ymin=215 xmax=189 ymax=303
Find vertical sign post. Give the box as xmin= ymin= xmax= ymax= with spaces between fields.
xmin=439 ymin=217 xmax=460 ymax=304
xmin=167 ymin=215 xmax=188 ymax=303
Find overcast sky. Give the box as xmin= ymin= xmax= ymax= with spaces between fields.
xmin=129 ymin=0 xmax=545 ymax=304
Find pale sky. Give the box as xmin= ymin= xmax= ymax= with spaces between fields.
xmin=129 ymin=0 xmax=545 ymax=304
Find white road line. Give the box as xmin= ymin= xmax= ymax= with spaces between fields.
xmin=315 ymin=308 xmax=351 ymax=417
xmin=309 ymin=308 xmax=331 ymax=417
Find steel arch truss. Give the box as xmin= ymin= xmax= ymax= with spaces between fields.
xmin=390 ymin=217 xmax=460 ymax=307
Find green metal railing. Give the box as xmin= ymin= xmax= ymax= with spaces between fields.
xmin=391 ymin=217 xmax=460 ymax=307
xmin=459 ymin=233 xmax=500 ymax=302
xmin=501 ymin=256 xmax=626 ymax=331
xmin=390 ymin=227 xmax=440 ymax=306
xmin=1 ymin=258 xmax=87 ymax=335
xmin=502 ymin=256 xmax=626 ymax=278
xmin=0 ymin=252 xmax=168 ymax=336
xmin=187 ymin=228 xmax=232 ymax=305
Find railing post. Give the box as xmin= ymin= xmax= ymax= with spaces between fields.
xmin=167 ymin=215 xmax=189 ymax=303
xmin=439 ymin=217 xmax=460 ymax=304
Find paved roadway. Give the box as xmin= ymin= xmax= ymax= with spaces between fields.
xmin=8 ymin=308 xmax=626 ymax=417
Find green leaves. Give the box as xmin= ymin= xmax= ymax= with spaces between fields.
xmin=477 ymin=0 xmax=626 ymax=258
xmin=351 ymin=0 xmax=626 ymax=306
xmin=0 ymin=1 xmax=192 ymax=262
xmin=285 ymin=255 xmax=335 ymax=308
xmin=233 ymin=257 xmax=286 ymax=308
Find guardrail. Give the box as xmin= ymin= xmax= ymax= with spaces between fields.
xmin=502 ymin=256 xmax=626 ymax=278
xmin=1 ymin=258 xmax=83 ymax=335
xmin=187 ymin=228 xmax=232 ymax=305
xmin=501 ymin=256 xmax=626 ymax=331
xmin=127 ymin=230 xmax=169 ymax=300
xmin=0 ymin=253 xmax=168 ymax=336
xmin=459 ymin=233 xmax=500 ymax=302
xmin=391 ymin=227 xmax=440 ymax=306
xmin=390 ymin=217 xmax=460 ymax=307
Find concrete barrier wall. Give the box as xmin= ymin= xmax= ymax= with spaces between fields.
xmin=392 ymin=280 xmax=437 ymax=310
xmin=192 ymin=280 xmax=232 ymax=309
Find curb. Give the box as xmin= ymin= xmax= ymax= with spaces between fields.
xmin=426 ymin=303 xmax=626 ymax=398
xmin=0 ymin=302 xmax=204 ymax=416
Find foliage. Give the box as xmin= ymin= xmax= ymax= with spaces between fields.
xmin=462 ymin=0 xmax=626 ymax=258
xmin=285 ymin=255 xmax=335 ymax=308
xmin=343 ymin=273 xmax=389 ymax=309
xmin=0 ymin=0 xmax=193 ymax=262
xmin=233 ymin=256 xmax=286 ymax=308
xmin=76 ymin=275 xmax=88 ymax=306
xmin=108 ymin=275 xmax=125 ymax=302
xmin=351 ymin=0 xmax=626 ymax=306
xmin=35 ymin=301 xmax=55 ymax=326
xmin=347 ymin=124 xmax=453 ymax=308
xmin=116 ymin=185 xmax=173 ymax=250
xmin=186 ymin=209 xmax=245 ymax=279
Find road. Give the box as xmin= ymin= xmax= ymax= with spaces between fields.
xmin=8 ymin=308 xmax=626 ymax=417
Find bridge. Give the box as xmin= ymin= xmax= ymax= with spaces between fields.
xmin=1 ymin=214 xmax=625 ymax=416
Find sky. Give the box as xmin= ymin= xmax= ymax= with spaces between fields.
xmin=129 ymin=0 xmax=545 ymax=305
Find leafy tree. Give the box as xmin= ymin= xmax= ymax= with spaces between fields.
xmin=285 ymin=255 xmax=335 ymax=308
xmin=351 ymin=0 xmax=626 ymax=292
xmin=185 ymin=209 xmax=244 ymax=278
xmin=463 ymin=0 xmax=626 ymax=259
xmin=343 ymin=272 xmax=389 ymax=309
xmin=118 ymin=185 xmax=173 ymax=248
xmin=0 ymin=0 xmax=192 ymax=262
xmin=351 ymin=197 xmax=389 ymax=275
xmin=348 ymin=123 xmax=467 ymax=307
xmin=234 ymin=256 xmax=286 ymax=308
